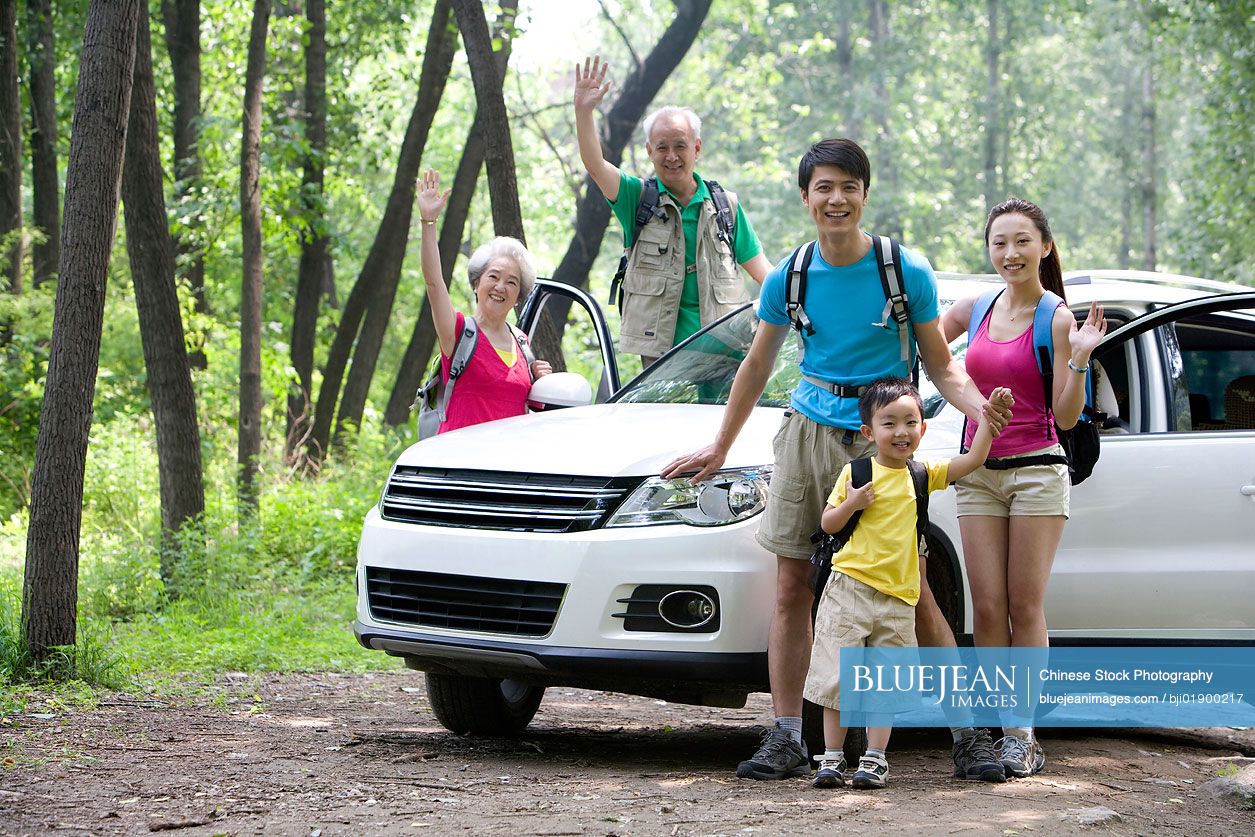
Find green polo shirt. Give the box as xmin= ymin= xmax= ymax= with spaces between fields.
xmin=609 ymin=171 xmax=763 ymax=345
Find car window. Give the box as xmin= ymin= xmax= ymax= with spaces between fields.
xmin=613 ymin=308 xmax=797 ymax=407
xmin=524 ymin=285 xmax=620 ymax=402
xmin=1170 ymin=309 xmax=1255 ymax=431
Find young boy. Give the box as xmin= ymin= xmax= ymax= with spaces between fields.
xmin=803 ymin=377 xmax=1010 ymax=790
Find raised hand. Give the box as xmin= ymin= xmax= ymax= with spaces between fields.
xmin=574 ymin=55 xmax=611 ymax=113
xmin=416 ymin=169 xmax=450 ymax=222
xmin=1069 ymin=301 xmax=1108 ymax=363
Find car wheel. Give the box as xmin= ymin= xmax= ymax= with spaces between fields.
xmin=424 ymin=673 xmax=544 ymax=736
xmin=925 ymin=529 xmax=962 ymax=635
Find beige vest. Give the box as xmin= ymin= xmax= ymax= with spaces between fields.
xmin=617 ymin=190 xmax=750 ymax=357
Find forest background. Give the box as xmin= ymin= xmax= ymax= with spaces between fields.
xmin=0 ymin=0 xmax=1251 ymax=691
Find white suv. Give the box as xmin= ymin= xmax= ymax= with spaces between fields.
xmin=354 ymin=271 xmax=1255 ymax=738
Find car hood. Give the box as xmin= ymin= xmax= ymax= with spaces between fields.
xmin=395 ymin=403 xmax=787 ymax=477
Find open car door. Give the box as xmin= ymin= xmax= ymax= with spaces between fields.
xmin=518 ymin=279 xmax=621 ymax=403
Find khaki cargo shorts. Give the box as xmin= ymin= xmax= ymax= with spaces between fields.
xmin=955 ymin=443 xmax=1071 ymax=518
xmin=755 ymin=410 xmax=876 ymax=560
xmin=803 ymin=572 xmax=916 ymax=711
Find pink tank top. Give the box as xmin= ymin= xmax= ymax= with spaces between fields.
xmin=962 ymin=307 xmax=1059 ymax=457
xmin=437 ymin=312 xmax=532 ymax=434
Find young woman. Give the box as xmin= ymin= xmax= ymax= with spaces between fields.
xmin=941 ymin=198 xmax=1106 ymax=777
xmin=416 ymin=169 xmax=551 ymax=434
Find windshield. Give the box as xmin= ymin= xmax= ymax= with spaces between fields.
xmin=612 ymin=305 xmax=951 ymax=418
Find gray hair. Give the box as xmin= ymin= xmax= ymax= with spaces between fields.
xmin=643 ymin=106 xmax=702 ymax=144
xmin=466 ymin=236 xmax=536 ymax=301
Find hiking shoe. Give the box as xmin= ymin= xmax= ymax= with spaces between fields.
xmin=952 ymin=728 xmax=1007 ymax=782
xmin=998 ymin=733 xmax=1045 ymax=778
xmin=735 ymin=728 xmax=808 ymax=780
xmin=851 ymin=753 xmax=889 ymax=789
xmin=811 ymin=754 xmax=847 ymax=789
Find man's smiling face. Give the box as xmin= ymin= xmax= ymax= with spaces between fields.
xmin=801 ymin=164 xmax=867 ymax=236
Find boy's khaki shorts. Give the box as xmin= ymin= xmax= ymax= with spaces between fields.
xmin=755 ymin=410 xmax=876 ymax=560
xmin=803 ymin=571 xmax=916 ymax=711
xmin=955 ymin=443 xmax=1071 ymax=518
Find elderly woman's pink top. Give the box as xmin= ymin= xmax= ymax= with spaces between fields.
xmin=437 ymin=312 xmax=532 ymax=434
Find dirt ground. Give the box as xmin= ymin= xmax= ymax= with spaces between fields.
xmin=2 ymin=671 xmax=1253 ymax=836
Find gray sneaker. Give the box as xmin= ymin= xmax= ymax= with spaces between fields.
xmin=951 ymin=728 xmax=1007 ymax=782
xmin=851 ymin=753 xmax=889 ymax=789
xmin=811 ymin=754 xmax=847 ymax=788
xmin=736 ymin=728 xmax=808 ymax=780
xmin=997 ymin=733 xmax=1045 ymax=778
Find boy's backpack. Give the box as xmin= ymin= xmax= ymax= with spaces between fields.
xmin=785 ymin=235 xmax=918 ymax=391
xmin=412 ymin=317 xmax=536 ymax=440
xmin=966 ymin=289 xmax=1105 ymax=484
xmin=807 ymin=457 xmax=930 ymax=598
xmin=607 ymin=177 xmax=737 ymax=308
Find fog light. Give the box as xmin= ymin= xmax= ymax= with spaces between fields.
xmin=658 ymin=590 xmax=717 ymax=629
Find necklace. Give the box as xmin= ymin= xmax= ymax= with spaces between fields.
xmin=1005 ymin=295 xmax=1043 ymax=321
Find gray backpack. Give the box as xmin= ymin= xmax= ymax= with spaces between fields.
xmin=413 ymin=317 xmax=535 ymax=439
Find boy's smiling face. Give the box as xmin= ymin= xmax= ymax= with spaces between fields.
xmin=861 ymin=394 xmax=927 ymax=466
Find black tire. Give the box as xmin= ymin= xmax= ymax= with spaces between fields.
xmin=924 ymin=529 xmax=962 ymax=635
xmin=425 ymin=673 xmax=544 ymax=736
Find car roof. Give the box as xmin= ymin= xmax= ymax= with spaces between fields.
xmin=934 ymin=269 xmax=1245 ymax=310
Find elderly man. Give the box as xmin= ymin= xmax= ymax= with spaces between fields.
xmin=574 ymin=55 xmax=772 ymax=365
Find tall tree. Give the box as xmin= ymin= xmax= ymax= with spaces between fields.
xmin=286 ymin=0 xmax=327 ymax=462
xmin=122 ymin=7 xmax=204 ymax=584
xmin=1141 ymin=19 xmax=1157 ymax=271
xmin=307 ymin=0 xmax=457 ymax=458
xmin=449 ymin=0 xmax=523 ymax=241
xmin=25 ymin=0 xmax=58 ymax=287
xmin=0 ymin=0 xmax=21 ymax=293
xmin=384 ymin=2 xmax=520 ymax=427
xmin=237 ymin=0 xmax=270 ymax=514
xmin=982 ymin=0 xmax=1000 ymax=215
xmin=23 ymin=0 xmax=142 ymax=660
xmin=548 ymin=0 xmax=713 ymax=298
xmin=160 ymin=0 xmax=207 ymax=319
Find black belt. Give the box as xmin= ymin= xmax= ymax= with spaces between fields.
xmin=983 ymin=454 xmax=1069 ymax=470
xmin=802 ymin=375 xmax=867 ymax=399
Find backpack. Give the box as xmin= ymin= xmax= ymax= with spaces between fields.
xmin=965 ymin=289 xmax=1105 ymax=484
xmin=412 ymin=317 xmax=536 ymax=440
xmin=785 ymin=235 xmax=918 ymax=393
xmin=607 ymin=177 xmax=737 ymax=308
xmin=807 ymin=457 xmax=930 ymax=598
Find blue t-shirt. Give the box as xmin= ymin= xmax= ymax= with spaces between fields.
xmin=757 ymin=238 xmax=940 ymax=430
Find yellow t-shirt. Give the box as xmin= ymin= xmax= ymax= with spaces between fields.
xmin=826 ymin=459 xmax=950 ymax=606
xmin=494 ymin=346 xmax=516 ymax=367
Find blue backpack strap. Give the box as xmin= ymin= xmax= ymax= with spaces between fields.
xmin=968 ymin=288 xmax=1003 ymax=341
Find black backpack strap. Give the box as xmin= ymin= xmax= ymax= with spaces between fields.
xmin=906 ymin=459 xmax=930 ymax=538
xmin=507 ymin=324 xmax=537 ymax=382
xmin=835 ymin=456 xmax=874 ymax=542
xmin=704 ymin=180 xmax=736 ymax=248
xmin=871 ymin=235 xmax=913 ymax=372
xmin=786 ymin=241 xmax=817 ymax=337
xmin=608 ymin=177 xmax=662 ymax=307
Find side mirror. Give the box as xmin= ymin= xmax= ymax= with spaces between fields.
xmin=528 ymin=372 xmax=593 ymax=410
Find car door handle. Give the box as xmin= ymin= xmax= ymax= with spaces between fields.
xmin=1242 ymin=485 xmax=1255 ymax=496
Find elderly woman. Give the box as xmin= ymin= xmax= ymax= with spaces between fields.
xmin=417 ymin=169 xmax=552 ymax=434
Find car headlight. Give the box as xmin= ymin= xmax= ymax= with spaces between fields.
xmin=605 ymin=468 xmax=771 ymax=528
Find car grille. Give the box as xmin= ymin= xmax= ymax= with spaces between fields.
xmin=366 ymin=567 xmax=566 ymax=637
xmin=380 ymin=467 xmax=638 ymax=533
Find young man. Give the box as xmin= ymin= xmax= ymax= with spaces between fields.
xmin=573 ymin=55 xmax=772 ymax=365
xmin=661 ymin=139 xmax=1011 ymax=783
